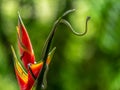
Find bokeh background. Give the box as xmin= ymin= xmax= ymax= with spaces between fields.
xmin=0 ymin=0 xmax=120 ymax=90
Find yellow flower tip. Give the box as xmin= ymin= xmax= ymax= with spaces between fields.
xmin=47 ymin=47 xmax=56 ymax=65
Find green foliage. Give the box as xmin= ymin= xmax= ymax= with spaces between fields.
xmin=0 ymin=0 xmax=120 ymax=90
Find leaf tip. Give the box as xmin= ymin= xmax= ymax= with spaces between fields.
xmin=18 ymin=11 xmax=23 ymax=26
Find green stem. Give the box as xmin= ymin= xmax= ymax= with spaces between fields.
xmin=36 ymin=9 xmax=90 ymax=90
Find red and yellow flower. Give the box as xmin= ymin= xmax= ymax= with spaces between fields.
xmin=11 ymin=9 xmax=90 ymax=90
xmin=11 ymin=14 xmax=55 ymax=90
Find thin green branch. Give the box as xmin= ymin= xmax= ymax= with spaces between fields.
xmin=60 ymin=16 xmax=90 ymax=36
xmin=36 ymin=9 xmax=91 ymax=90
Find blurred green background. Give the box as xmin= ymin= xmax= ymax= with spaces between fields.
xmin=0 ymin=0 xmax=120 ymax=90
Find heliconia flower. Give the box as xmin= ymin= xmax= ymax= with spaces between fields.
xmin=11 ymin=9 xmax=90 ymax=90
xmin=11 ymin=13 xmax=56 ymax=90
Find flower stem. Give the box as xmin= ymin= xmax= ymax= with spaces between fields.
xmin=35 ymin=9 xmax=90 ymax=90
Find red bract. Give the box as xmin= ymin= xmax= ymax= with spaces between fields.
xmin=17 ymin=15 xmax=35 ymax=70
xmin=11 ymin=14 xmax=56 ymax=90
